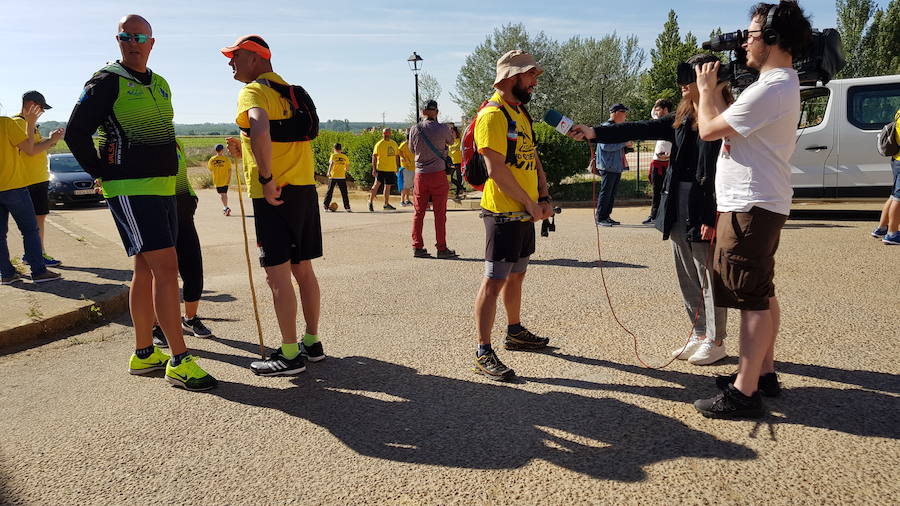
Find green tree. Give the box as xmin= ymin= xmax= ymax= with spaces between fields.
xmin=452 ymin=23 xmax=561 ymax=120
xmin=555 ymin=34 xmax=645 ymax=124
xmin=637 ymin=10 xmax=701 ymax=118
xmin=835 ymin=0 xmax=877 ymax=78
xmin=859 ymin=0 xmax=900 ymax=76
xmin=407 ymin=72 xmax=443 ymax=123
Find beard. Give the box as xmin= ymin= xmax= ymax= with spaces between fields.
xmin=511 ymin=82 xmax=533 ymax=104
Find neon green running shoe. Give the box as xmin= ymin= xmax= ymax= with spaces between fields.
xmin=165 ymin=355 xmax=217 ymax=391
xmin=128 ymin=347 xmax=170 ymax=375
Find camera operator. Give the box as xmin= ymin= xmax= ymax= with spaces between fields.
xmin=692 ymin=1 xmax=812 ymax=419
xmin=569 ymin=53 xmax=733 ymax=368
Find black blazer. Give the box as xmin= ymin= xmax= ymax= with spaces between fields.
xmin=591 ymin=114 xmax=721 ymax=241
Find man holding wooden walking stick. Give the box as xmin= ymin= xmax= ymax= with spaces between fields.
xmin=222 ymin=34 xmax=326 ymax=376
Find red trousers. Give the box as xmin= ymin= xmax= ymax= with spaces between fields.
xmin=412 ymin=171 xmax=449 ymax=250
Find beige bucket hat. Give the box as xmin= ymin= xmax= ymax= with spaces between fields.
xmin=493 ymin=50 xmax=544 ymax=86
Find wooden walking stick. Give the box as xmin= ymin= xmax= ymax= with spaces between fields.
xmin=229 ymin=146 xmax=266 ymax=359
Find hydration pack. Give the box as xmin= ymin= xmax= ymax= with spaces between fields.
xmin=876 ymin=111 xmax=899 ymax=157
xmin=240 ymin=79 xmax=319 ymax=142
xmin=461 ymin=100 xmax=531 ymax=190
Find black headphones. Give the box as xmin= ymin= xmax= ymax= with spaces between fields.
xmin=763 ymin=4 xmax=779 ymax=45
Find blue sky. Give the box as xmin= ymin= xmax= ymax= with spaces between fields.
xmin=1 ymin=0 xmax=837 ymax=125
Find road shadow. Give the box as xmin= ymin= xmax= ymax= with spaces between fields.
xmin=5 ymin=277 xmax=127 ymax=301
xmin=209 ymin=356 xmax=756 ymax=480
xmin=199 ymin=290 xmax=238 ymax=303
xmin=440 ymin=256 xmax=647 ymax=269
xmin=55 ymin=264 xmax=133 ymax=282
xmin=538 ymin=353 xmax=900 ymax=440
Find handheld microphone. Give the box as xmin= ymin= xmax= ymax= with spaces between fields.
xmin=543 ymin=109 xmax=573 ymax=135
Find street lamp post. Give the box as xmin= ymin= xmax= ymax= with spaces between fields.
xmin=407 ymin=51 xmax=423 ymax=118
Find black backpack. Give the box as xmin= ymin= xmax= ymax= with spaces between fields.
xmin=876 ymin=111 xmax=900 ymax=157
xmin=240 ymin=79 xmax=319 ymax=142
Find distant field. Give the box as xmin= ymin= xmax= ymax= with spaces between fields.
xmin=50 ymin=136 xmax=232 ymax=167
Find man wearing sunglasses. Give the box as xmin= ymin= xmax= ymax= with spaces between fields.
xmin=65 ymin=14 xmax=217 ymax=391
xmin=692 ymin=1 xmax=811 ymax=419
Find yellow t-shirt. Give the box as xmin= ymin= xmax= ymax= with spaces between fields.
xmin=448 ymin=138 xmax=462 ymax=164
xmin=11 ymin=116 xmax=48 ymax=187
xmin=373 ymin=139 xmax=400 ymax=172
xmin=0 ymin=117 xmax=28 ymax=192
xmin=236 ymin=71 xmax=315 ymax=198
xmin=398 ymin=141 xmax=414 ymax=169
xmin=476 ymin=92 xmax=538 ymax=213
xmin=894 ymin=110 xmax=900 ymax=162
xmin=329 ymin=152 xmax=349 ymax=179
xmin=207 ymin=154 xmax=232 ymax=187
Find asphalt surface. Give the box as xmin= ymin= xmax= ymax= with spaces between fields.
xmin=1 ymin=190 xmax=898 ymax=505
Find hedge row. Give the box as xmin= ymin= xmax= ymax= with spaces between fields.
xmin=312 ymin=123 xmax=593 ymax=189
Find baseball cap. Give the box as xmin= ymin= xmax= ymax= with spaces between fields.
xmin=609 ymin=103 xmax=629 ymax=113
xmin=215 ymin=144 xmax=224 ymax=151
xmin=22 ymin=91 xmax=51 ymax=110
xmin=493 ymin=50 xmax=543 ymax=86
xmin=221 ymin=35 xmax=271 ymax=60
xmin=422 ymin=99 xmax=438 ymax=111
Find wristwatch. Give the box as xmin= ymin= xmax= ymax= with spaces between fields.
xmin=538 ymin=196 xmax=552 ymax=203
xmin=258 ymin=173 xmax=273 ymax=185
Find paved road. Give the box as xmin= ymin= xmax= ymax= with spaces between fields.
xmin=1 ymin=190 xmax=898 ymax=504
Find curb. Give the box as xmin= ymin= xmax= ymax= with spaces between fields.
xmin=0 ymin=285 xmax=130 ymax=350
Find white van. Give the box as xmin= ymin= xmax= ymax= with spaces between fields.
xmin=792 ymin=74 xmax=900 ymax=197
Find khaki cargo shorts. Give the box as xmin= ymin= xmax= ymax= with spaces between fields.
xmin=712 ymin=207 xmax=788 ymax=311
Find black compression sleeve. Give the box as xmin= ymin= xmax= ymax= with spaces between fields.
xmin=591 ymin=116 xmax=676 ymax=144
xmin=64 ymin=73 xmax=118 ymax=178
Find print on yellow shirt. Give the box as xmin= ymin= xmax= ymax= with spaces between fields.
xmin=475 ymin=92 xmax=538 ymax=214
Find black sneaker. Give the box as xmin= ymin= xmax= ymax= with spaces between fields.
xmin=436 ymin=248 xmax=458 ymax=259
xmin=694 ymin=384 xmax=765 ymax=419
xmin=152 ymin=324 xmax=168 ymax=349
xmin=300 ymin=341 xmax=326 ymax=362
xmin=505 ymin=328 xmax=550 ymax=350
xmin=250 ymin=349 xmax=306 ymax=376
xmin=31 ymin=270 xmax=62 ymax=283
xmin=368 ymin=201 xmax=374 ymax=212
xmin=641 ymin=216 xmax=654 ymax=225
xmin=608 ymin=218 xmax=621 ymax=226
xmin=413 ymin=248 xmax=430 ymax=258
xmin=182 ymin=316 xmax=212 ymax=337
xmin=383 ymin=204 xmax=396 ymax=211
xmin=716 ymin=372 xmax=781 ymax=397
xmin=473 ymin=350 xmax=515 ymax=381
xmin=1 ymin=272 xmax=24 ymax=285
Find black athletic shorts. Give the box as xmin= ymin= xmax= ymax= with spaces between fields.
xmin=252 ymin=185 xmax=322 ymax=267
xmin=107 ymin=195 xmax=178 ymax=257
xmin=376 ymin=171 xmax=397 ymax=186
xmin=27 ymin=181 xmax=50 ymax=215
xmin=483 ymin=212 xmax=536 ymax=263
xmin=216 ymin=185 xmax=229 ymax=194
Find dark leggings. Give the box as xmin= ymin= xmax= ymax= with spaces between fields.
xmin=323 ymin=179 xmax=350 ymax=209
xmin=450 ymin=164 xmax=464 ymax=195
xmin=175 ymin=195 xmax=203 ymax=303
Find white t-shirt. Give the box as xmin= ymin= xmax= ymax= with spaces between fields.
xmin=652 ymin=140 xmax=672 ymax=161
xmin=716 ymin=67 xmax=801 ymax=216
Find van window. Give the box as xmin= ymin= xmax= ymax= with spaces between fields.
xmin=799 ymin=87 xmax=830 ymax=128
xmin=847 ymin=83 xmax=900 ymax=130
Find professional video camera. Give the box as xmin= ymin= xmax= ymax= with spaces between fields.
xmin=700 ymin=28 xmax=845 ymax=88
